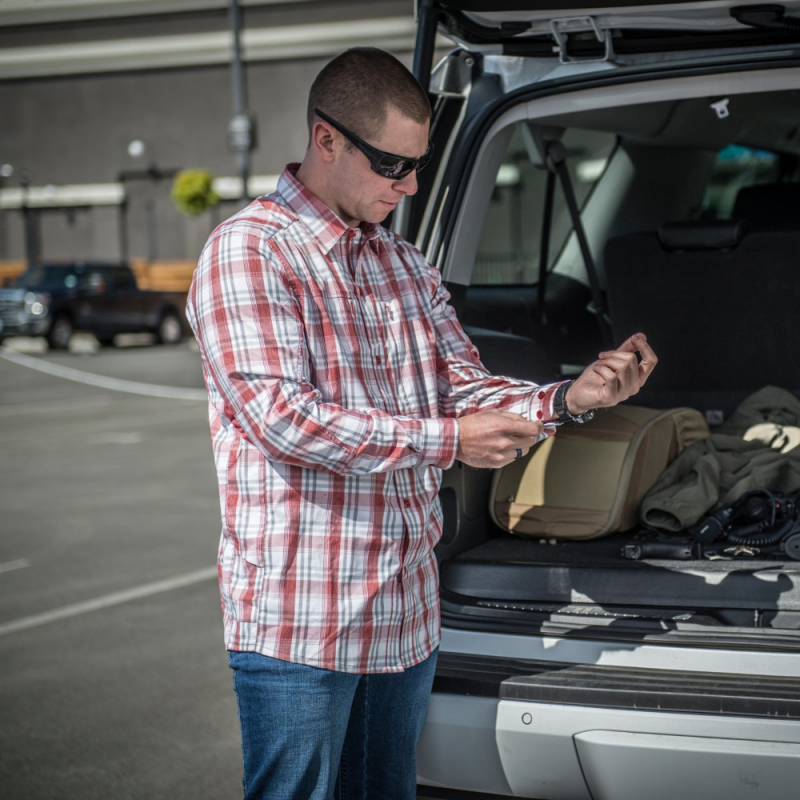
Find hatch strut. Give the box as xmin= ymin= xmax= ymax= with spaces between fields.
xmin=413 ymin=0 xmax=441 ymax=94
xmin=542 ymin=140 xmax=613 ymax=348
xmin=537 ymin=169 xmax=556 ymax=330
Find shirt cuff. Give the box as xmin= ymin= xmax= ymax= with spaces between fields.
xmin=404 ymin=417 xmax=459 ymax=469
xmin=527 ymin=380 xmax=569 ymax=423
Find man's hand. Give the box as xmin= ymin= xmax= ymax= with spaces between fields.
xmin=566 ymin=332 xmax=658 ymax=414
xmin=456 ymin=409 xmax=545 ymax=469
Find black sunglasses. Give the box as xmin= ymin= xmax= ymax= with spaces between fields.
xmin=315 ymin=108 xmax=433 ymax=180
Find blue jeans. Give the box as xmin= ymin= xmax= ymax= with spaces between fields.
xmin=228 ymin=648 xmax=438 ymax=800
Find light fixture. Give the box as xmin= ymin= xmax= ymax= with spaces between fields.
xmin=127 ymin=140 xmax=146 ymax=159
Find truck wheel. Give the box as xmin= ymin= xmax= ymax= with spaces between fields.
xmin=156 ymin=311 xmax=183 ymax=345
xmin=47 ymin=315 xmax=74 ymax=350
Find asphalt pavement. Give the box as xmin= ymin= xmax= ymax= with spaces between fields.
xmin=0 ymin=335 xmax=450 ymax=800
xmin=0 ymin=336 xmax=242 ymax=799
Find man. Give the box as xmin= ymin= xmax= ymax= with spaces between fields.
xmin=187 ymin=47 xmax=656 ymax=800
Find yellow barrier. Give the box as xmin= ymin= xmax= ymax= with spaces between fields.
xmin=0 ymin=261 xmax=26 ymax=286
xmin=130 ymin=260 xmax=197 ymax=292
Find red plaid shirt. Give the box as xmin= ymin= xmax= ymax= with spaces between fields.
xmin=187 ymin=164 xmax=561 ymax=673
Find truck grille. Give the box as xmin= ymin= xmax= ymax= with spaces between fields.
xmin=0 ymin=298 xmax=22 ymax=324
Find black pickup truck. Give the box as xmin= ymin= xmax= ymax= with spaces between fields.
xmin=0 ymin=262 xmax=188 ymax=349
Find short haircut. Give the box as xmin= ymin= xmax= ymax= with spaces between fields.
xmin=307 ymin=47 xmax=431 ymax=144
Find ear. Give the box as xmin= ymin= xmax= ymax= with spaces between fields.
xmin=311 ymin=119 xmax=337 ymax=165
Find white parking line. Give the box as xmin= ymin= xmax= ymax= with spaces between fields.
xmin=0 ymin=559 xmax=31 ymax=575
xmin=0 ymin=566 xmax=217 ymax=637
xmin=0 ymin=347 xmax=208 ymax=401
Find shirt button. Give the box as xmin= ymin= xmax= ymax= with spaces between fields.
xmin=538 ymin=391 xmax=545 ymax=399
xmin=376 ymin=356 xmax=382 ymax=365
xmin=536 ymin=410 xmax=544 ymax=419
xmin=403 ymin=498 xmax=411 ymax=508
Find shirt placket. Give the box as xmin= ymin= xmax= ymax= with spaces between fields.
xmin=349 ymin=233 xmax=397 ymax=412
xmin=348 ymin=231 xmax=418 ymax=667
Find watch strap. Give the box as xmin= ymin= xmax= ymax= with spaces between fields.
xmin=553 ymin=380 xmax=596 ymax=424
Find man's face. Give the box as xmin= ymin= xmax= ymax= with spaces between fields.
xmin=328 ymin=105 xmax=430 ymax=228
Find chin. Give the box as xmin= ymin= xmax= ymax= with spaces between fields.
xmin=371 ymin=206 xmax=394 ymax=223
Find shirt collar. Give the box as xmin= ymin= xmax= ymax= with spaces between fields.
xmin=277 ymin=164 xmax=383 ymax=255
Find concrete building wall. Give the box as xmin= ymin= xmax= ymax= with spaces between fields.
xmin=0 ymin=0 xmax=421 ymax=265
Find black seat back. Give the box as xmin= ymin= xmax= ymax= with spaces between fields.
xmin=604 ymin=219 xmax=800 ymax=418
xmin=732 ymin=183 xmax=800 ymax=229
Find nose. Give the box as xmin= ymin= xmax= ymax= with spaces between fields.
xmin=393 ymin=170 xmax=418 ymax=196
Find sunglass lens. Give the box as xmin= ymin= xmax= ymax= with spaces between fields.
xmin=373 ymin=143 xmax=433 ymax=179
xmin=377 ymin=157 xmax=413 ymax=179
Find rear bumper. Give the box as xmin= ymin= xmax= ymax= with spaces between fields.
xmin=418 ymin=648 xmax=800 ymax=799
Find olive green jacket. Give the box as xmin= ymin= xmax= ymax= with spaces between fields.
xmin=641 ymin=386 xmax=800 ymax=532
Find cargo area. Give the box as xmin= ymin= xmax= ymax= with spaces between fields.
xmin=432 ymin=76 xmax=800 ymax=641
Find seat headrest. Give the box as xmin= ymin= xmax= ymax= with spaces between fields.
xmin=732 ymin=183 xmax=800 ymax=229
xmin=658 ymin=220 xmax=746 ymax=251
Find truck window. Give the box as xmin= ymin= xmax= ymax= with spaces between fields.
xmin=112 ymin=267 xmax=137 ymax=289
xmin=82 ymin=271 xmax=107 ymax=294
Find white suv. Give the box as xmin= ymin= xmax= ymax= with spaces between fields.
xmin=404 ymin=2 xmax=800 ymax=799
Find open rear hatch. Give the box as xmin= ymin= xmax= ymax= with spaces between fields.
xmin=416 ymin=0 xmax=800 ymax=647
xmin=416 ymin=0 xmax=800 ymax=64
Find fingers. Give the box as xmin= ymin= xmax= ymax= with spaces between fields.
xmin=616 ymin=333 xmax=642 ymax=353
xmin=614 ymin=333 xmax=657 ymax=371
xmin=490 ymin=410 xmax=545 ymax=442
xmin=503 ymin=444 xmax=531 ymax=463
xmin=597 ymin=333 xmax=658 ymax=387
xmin=455 ymin=409 xmax=546 ymax=469
xmin=631 ymin=333 xmax=658 ymax=377
xmin=591 ymin=364 xmax=622 ymax=384
xmin=558 ymin=332 xmax=659 ymax=416
xmin=595 ymin=352 xmax=638 ymax=372
xmin=594 ymin=350 xmax=639 ymax=391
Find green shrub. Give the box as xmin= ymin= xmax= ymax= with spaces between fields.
xmin=171 ymin=169 xmax=220 ymax=216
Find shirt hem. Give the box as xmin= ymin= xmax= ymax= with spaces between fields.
xmin=224 ymin=626 xmax=441 ymax=675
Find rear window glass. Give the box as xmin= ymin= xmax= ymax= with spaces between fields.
xmin=700 ymin=145 xmax=780 ymax=219
xmin=472 ymin=125 xmax=616 ymax=286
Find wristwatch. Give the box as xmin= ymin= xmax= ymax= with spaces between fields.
xmin=552 ymin=380 xmax=596 ymax=424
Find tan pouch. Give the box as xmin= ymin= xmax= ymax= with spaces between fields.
xmin=489 ymin=406 xmax=710 ymax=540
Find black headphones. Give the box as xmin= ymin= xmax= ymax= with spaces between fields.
xmin=692 ymin=489 xmax=799 ymax=547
